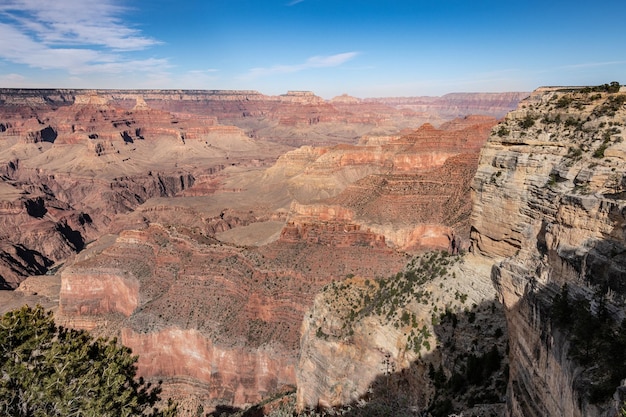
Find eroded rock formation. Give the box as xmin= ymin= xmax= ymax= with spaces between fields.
xmin=293 ymin=85 xmax=626 ymax=417
xmin=470 ymin=86 xmax=626 ymax=416
xmin=278 ymin=116 xmax=496 ymax=251
xmin=0 ymin=94 xmax=285 ymax=288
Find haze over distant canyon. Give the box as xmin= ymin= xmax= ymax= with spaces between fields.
xmin=2 ymin=85 xmax=626 ymax=417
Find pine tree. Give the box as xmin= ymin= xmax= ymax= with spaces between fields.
xmin=0 ymin=305 xmax=177 ymax=417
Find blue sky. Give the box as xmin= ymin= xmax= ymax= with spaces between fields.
xmin=0 ymin=0 xmax=624 ymax=98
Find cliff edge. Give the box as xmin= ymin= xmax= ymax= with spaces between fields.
xmin=471 ymin=84 xmax=626 ymax=416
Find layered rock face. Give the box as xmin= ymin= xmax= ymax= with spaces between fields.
xmin=51 ymin=116 xmax=497 ymax=413
xmin=296 ymin=252 xmax=508 ymax=415
xmin=0 ymin=89 xmax=526 ymax=147
xmin=0 ymin=94 xmax=284 ymax=288
xmin=277 ymin=116 xmax=496 ymax=251
xmin=293 ymin=85 xmax=626 ymax=417
xmin=471 ymin=86 xmax=626 ymax=416
xmin=365 ymin=92 xmax=529 ymax=120
xmin=57 ymin=218 xmax=409 ymax=411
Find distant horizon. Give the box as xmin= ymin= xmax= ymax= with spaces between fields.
xmin=0 ymin=85 xmax=538 ymax=100
xmin=1 ymin=0 xmax=625 ymax=98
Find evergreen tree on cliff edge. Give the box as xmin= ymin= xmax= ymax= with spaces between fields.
xmin=0 ymin=305 xmax=177 ymax=417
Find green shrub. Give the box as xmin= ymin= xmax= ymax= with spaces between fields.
xmin=593 ymin=143 xmax=609 ymax=158
xmin=496 ymin=125 xmax=509 ymax=137
xmin=555 ymin=95 xmax=573 ymax=109
xmin=518 ymin=114 xmax=536 ymax=129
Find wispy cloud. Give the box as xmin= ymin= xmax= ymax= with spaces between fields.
xmin=243 ymin=52 xmax=359 ymax=80
xmin=559 ymin=60 xmax=626 ymax=70
xmin=286 ymin=0 xmax=305 ymax=5
xmin=0 ymin=0 xmax=159 ymax=50
xmin=0 ymin=0 xmax=168 ymax=79
xmin=0 ymin=72 xmax=26 ymax=86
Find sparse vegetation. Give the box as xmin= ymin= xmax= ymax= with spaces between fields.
xmin=555 ymin=95 xmax=574 ymax=109
xmin=592 ymin=94 xmax=626 ymax=118
xmin=518 ymin=113 xmax=537 ymax=129
xmin=566 ymin=146 xmax=583 ymax=159
xmin=550 ymin=284 xmax=626 ymax=404
xmin=496 ymin=125 xmax=509 ymax=137
xmin=321 ymin=251 xmax=462 ymax=354
xmin=581 ymin=81 xmax=621 ymax=94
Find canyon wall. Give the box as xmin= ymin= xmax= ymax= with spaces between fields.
xmin=0 ymin=88 xmax=527 ymax=147
xmin=471 ymin=86 xmax=626 ymax=416
xmin=0 ymin=94 xmax=280 ymax=288
xmin=276 ymin=116 xmax=496 ymax=252
xmin=50 ymin=114 xmax=497 ymax=413
xmin=0 ymin=88 xmax=528 ymax=414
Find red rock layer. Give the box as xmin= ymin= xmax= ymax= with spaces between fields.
xmin=280 ymin=116 xmax=497 ymax=252
xmin=57 ymin=221 xmax=407 ymax=410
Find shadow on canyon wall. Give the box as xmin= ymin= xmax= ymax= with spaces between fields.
xmin=496 ymin=230 xmax=626 ymax=417
xmin=210 ymin=297 xmax=508 ymax=417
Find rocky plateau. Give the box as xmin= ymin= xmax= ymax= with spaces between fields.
xmin=7 ymin=86 xmax=626 ymax=417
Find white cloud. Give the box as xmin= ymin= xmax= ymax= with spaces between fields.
xmin=0 ymin=72 xmax=27 ymax=86
xmin=286 ymin=0 xmax=305 ymax=6
xmin=243 ymin=52 xmax=359 ymax=80
xmin=0 ymin=0 xmax=159 ymax=51
xmin=0 ymin=0 xmax=169 ymax=81
xmin=559 ymin=61 xmax=626 ymax=70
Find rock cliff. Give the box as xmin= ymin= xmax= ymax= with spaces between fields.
xmin=278 ymin=116 xmax=496 ymax=251
xmin=0 ymin=94 xmax=283 ymax=288
xmin=0 ymin=88 xmax=526 ymax=147
xmin=296 ymin=252 xmax=508 ymax=415
xmin=56 ymin=217 xmax=409 ymax=412
xmin=48 ymin=115 xmax=497 ymax=413
xmin=470 ymin=85 xmax=626 ymax=416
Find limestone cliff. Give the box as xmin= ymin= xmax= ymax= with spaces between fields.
xmin=471 ymin=85 xmax=626 ymax=416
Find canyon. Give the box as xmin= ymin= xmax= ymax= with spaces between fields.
xmin=0 ymin=88 xmax=510 ymax=414
xmin=4 ymin=86 xmax=625 ymax=417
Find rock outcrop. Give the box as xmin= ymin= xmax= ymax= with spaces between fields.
xmin=0 ymin=94 xmax=284 ymax=287
xmin=0 ymin=88 xmax=529 ymax=415
xmin=56 ymin=219 xmax=409 ymax=411
xmin=0 ymin=88 xmax=526 ymax=147
xmin=296 ymin=252 xmax=508 ymax=415
xmin=470 ymin=86 xmax=626 ymax=416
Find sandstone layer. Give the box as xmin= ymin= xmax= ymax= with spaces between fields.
xmin=51 ymin=116 xmax=497 ymax=412
xmin=0 ymin=94 xmax=286 ymax=288
xmin=291 ymin=85 xmax=626 ymax=417
xmin=275 ymin=116 xmax=497 ymax=252
xmin=0 ymin=88 xmax=527 ymax=148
